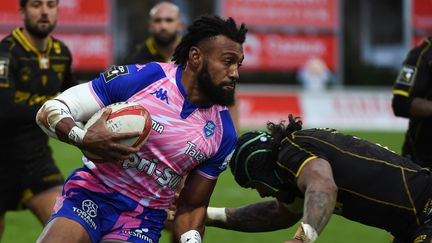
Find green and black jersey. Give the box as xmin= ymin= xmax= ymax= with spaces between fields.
xmin=276 ymin=128 xmax=432 ymax=239
xmin=0 ymin=28 xmax=77 ymax=160
xmin=392 ymin=37 xmax=432 ymax=166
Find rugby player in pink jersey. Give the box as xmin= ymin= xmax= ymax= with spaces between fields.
xmin=35 ymin=15 xmax=247 ymax=243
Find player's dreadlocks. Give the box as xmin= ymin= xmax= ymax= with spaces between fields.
xmin=171 ymin=15 xmax=248 ymax=66
xmin=230 ymin=114 xmax=303 ymax=191
xmin=267 ymin=114 xmax=303 ymax=145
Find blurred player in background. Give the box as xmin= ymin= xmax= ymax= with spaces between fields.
xmin=123 ymin=1 xmax=183 ymax=65
xmin=392 ymin=38 xmax=432 ymax=169
xmin=36 ymin=15 xmax=246 ymax=243
xmin=0 ymin=0 xmax=76 ymax=240
xmin=206 ymin=115 xmax=432 ymax=243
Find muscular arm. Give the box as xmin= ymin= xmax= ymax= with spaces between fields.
xmin=296 ymin=158 xmax=337 ymax=235
xmin=36 ymin=83 xmax=139 ymax=162
xmin=206 ymin=200 xmax=302 ymax=232
xmin=174 ymin=171 xmax=217 ymax=242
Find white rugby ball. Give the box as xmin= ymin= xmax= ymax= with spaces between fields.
xmin=82 ymin=101 xmax=152 ymax=161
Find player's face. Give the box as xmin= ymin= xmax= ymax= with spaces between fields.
xmin=149 ymin=6 xmax=182 ymax=46
xmin=198 ymin=36 xmax=244 ymax=106
xmin=22 ymin=0 xmax=58 ymax=39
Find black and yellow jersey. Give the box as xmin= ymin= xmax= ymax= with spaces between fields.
xmin=123 ymin=36 xmax=180 ymax=65
xmin=0 ymin=28 xmax=77 ymax=160
xmin=276 ymin=128 xmax=432 ymax=239
xmin=392 ymin=37 xmax=432 ymax=166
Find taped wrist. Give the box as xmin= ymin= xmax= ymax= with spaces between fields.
xmin=68 ymin=126 xmax=86 ymax=146
xmin=180 ymin=230 xmax=201 ymax=243
xmin=44 ymin=99 xmax=75 ymax=131
xmin=293 ymin=222 xmax=318 ymax=243
xmin=207 ymin=207 xmax=227 ymax=223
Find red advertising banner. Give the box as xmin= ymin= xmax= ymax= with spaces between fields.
xmin=238 ymin=91 xmax=302 ymax=128
xmin=221 ymin=0 xmax=339 ymax=29
xmin=412 ymin=0 xmax=432 ymax=32
xmin=0 ymin=0 xmax=110 ymax=29
xmin=54 ymin=33 xmax=112 ymax=71
xmin=243 ymin=33 xmax=338 ymax=71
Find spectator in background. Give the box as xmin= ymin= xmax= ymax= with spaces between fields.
xmin=392 ymin=38 xmax=432 ymax=169
xmin=123 ymin=1 xmax=183 ymax=65
xmin=297 ymin=57 xmax=332 ymax=91
xmin=0 ymin=0 xmax=76 ymax=240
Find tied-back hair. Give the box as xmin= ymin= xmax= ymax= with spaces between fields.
xmin=267 ymin=114 xmax=303 ymax=145
xmin=171 ymin=15 xmax=248 ymax=66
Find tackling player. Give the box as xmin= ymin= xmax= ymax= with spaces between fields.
xmin=206 ymin=115 xmax=432 ymax=243
xmin=36 ymin=15 xmax=246 ymax=243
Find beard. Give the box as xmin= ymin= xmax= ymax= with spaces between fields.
xmin=154 ymin=32 xmax=178 ymax=47
xmin=197 ymin=61 xmax=235 ymax=106
xmin=25 ymin=17 xmax=56 ymax=39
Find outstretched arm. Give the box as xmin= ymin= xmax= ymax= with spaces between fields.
xmin=206 ymin=199 xmax=302 ymax=232
xmin=294 ymin=158 xmax=338 ymax=241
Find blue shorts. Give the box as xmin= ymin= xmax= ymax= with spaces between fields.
xmin=49 ymin=167 xmax=167 ymax=243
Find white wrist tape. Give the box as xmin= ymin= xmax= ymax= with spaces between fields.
xmin=68 ymin=126 xmax=86 ymax=146
xmin=207 ymin=207 xmax=227 ymax=223
xmin=180 ymin=230 xmax=201 ymax=243
xmin=44 ymin=99 xmax=74 ymax=130
xmin=293 ymin=222 xmax=318 ymax=243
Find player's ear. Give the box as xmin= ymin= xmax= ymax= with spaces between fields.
xmin=188 ymin=46 xmax=202 ymax=69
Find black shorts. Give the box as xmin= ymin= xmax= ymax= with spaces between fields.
xmin=0 ymin=150 xmax=64 ymax=214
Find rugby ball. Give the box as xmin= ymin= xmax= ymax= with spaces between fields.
xmin=82 ymin=101 xmax=152 ymax=161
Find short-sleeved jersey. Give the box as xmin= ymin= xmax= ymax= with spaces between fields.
xmin=0 ymin=28 xmax=75 ymax=160
xmin=83 ymin=62 xmax=237 ymax=209
xmin=392 ymin=37 xmax=432 ymax=165
xmin=276 ymin=128 xmax=432 ymax=239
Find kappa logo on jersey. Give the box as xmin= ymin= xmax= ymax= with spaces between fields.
xmin=103 ymin=65 xmax=129 ymax=83
xmin=151 ymin=88 xmax=169 ymax=104
xmin=72 ymin=199 xmax=98 ymax=229
xmin=396 ymin=65 xmax=416 ymax=86
xmin=204 ymin=120 xmax=216 ymax=138
xmin=0 ymin=57 xmax=9 ymax=87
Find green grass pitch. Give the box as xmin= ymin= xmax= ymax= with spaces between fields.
xmin=3 ymin=130 xmax=404 ymax=243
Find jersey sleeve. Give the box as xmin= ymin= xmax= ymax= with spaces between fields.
xmin=392 ymin=39 xmax=432 ymax=117
xmin=90 ymin=62 xmax=166 ymax=106
xmin=196 ymin=110 xmax=237 ymax=180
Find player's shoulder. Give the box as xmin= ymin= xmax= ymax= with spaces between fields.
xmin=407 ymin=38 xmax=432 ymax=59
xmin=130 ymin=62 xmax=176 ymax=79
xmin=0 ymin=33 xmax=16 ymax=52
xmin=50 ymin=36 xmax=72 ymax=57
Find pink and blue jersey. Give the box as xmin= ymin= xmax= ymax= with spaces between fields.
xmin=83 ymin=62 xmax=236 ymax=209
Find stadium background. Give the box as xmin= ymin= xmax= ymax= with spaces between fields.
xmin=1 ymin=0 xmax=431 ymax=242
